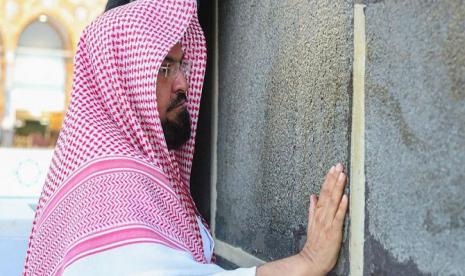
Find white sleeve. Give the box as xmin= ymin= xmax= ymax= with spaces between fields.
xmin=62 ymin=242 xmax=256 ymax=276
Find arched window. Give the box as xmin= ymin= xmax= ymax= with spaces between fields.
xmin=0 ymin=17 xmax=69 ymax=198
xmin=0 ymin=34 xmax=4 ymax=119
xmin=4 ymin=17 xmax=67 ymax=148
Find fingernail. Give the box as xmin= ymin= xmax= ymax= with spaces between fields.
xmin=330 ymin=166 xmax=336 ymax=173
xmin=339 ymin=172 xmax=345 ymax=181
xmin=336 ymin=163 xmax=343 ymax=172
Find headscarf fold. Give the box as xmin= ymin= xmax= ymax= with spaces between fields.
xmin=23 ymin=1 xmax=208 ymax=274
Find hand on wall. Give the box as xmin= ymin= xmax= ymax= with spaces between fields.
xmin=257 ymin=164 xmax=348 ymax=276
xmin=300 ymin=163 xmax=348 ymax=275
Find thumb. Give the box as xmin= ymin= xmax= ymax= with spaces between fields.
xmin=308 ymin=194 xmax=317 ymax=229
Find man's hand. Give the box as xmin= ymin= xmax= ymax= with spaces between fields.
xmin=256 ymin=164 xmax=348 ymax=276
xmin=299 ymin=163 xmax=348 ymax=275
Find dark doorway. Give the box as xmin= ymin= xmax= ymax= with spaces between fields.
xmin=190 ymin=0 xmax=215 ymax=224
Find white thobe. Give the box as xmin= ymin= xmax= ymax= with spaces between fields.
xmin=63 ymin=216 xmax=257 ymax=276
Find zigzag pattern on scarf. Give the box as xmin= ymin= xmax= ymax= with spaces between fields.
xmin=29 ymin=158 xmax=204 ymax=275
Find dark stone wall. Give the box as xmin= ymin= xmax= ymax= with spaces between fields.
xmin=216 ymin=1 xmax=353 ymax=274
xmin=364 ymin=1 xmax=465 ymax=275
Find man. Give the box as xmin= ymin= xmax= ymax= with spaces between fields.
xmin=24 ymin=1 xmax=348 ymax=275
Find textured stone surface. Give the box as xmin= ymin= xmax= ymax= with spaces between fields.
xmin=216 ymin=1 xmax=353 ymax=274
xmin=364 ymin=1 xmax=465 ymax=275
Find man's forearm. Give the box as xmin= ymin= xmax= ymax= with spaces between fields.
xmin=255 ymin=253 xmax=324 ymax=276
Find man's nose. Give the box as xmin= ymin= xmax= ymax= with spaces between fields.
xmin=173 ymin=71 xmax=189 ymax=93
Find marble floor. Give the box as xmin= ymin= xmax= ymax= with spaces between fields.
xmin=0 ymin=148 xmax=51 ymax=275
xmin=0 ymin=197 xmax=37 ymax=275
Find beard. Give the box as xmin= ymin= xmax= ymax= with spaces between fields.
xmin=161 ymin=94 xmax=191 ymax=151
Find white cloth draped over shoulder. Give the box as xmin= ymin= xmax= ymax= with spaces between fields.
xmin=23 ymin=0 xmax=255 ymax=275
xmin=63 ymin=216 xmax=256 ymax=275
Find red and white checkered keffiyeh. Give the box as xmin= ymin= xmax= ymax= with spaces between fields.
xmin=23 ymin=0 xmax=208 ymax=274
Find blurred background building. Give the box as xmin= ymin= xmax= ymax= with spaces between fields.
xmin=0 ymin=0 xmax=105 ymax=274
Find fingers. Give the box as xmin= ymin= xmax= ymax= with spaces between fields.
xmin=326 ymin=170 xmax=347 ymax=221
xmin=310 ymin=164 xmax=348 ymax=231
xmin=308 ymin=194 xmax=318 ymax=227
xmin=334 ymin=194 xmax=349 ymax=227
xmin=317 ymin=164 xmax=341 ymax=208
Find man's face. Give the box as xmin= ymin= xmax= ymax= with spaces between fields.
xmin=156 ymin=43 xmax=191 ymax=150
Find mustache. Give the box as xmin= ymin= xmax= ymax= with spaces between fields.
xmin=167 ymin=92 xmax=187 ymax=111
